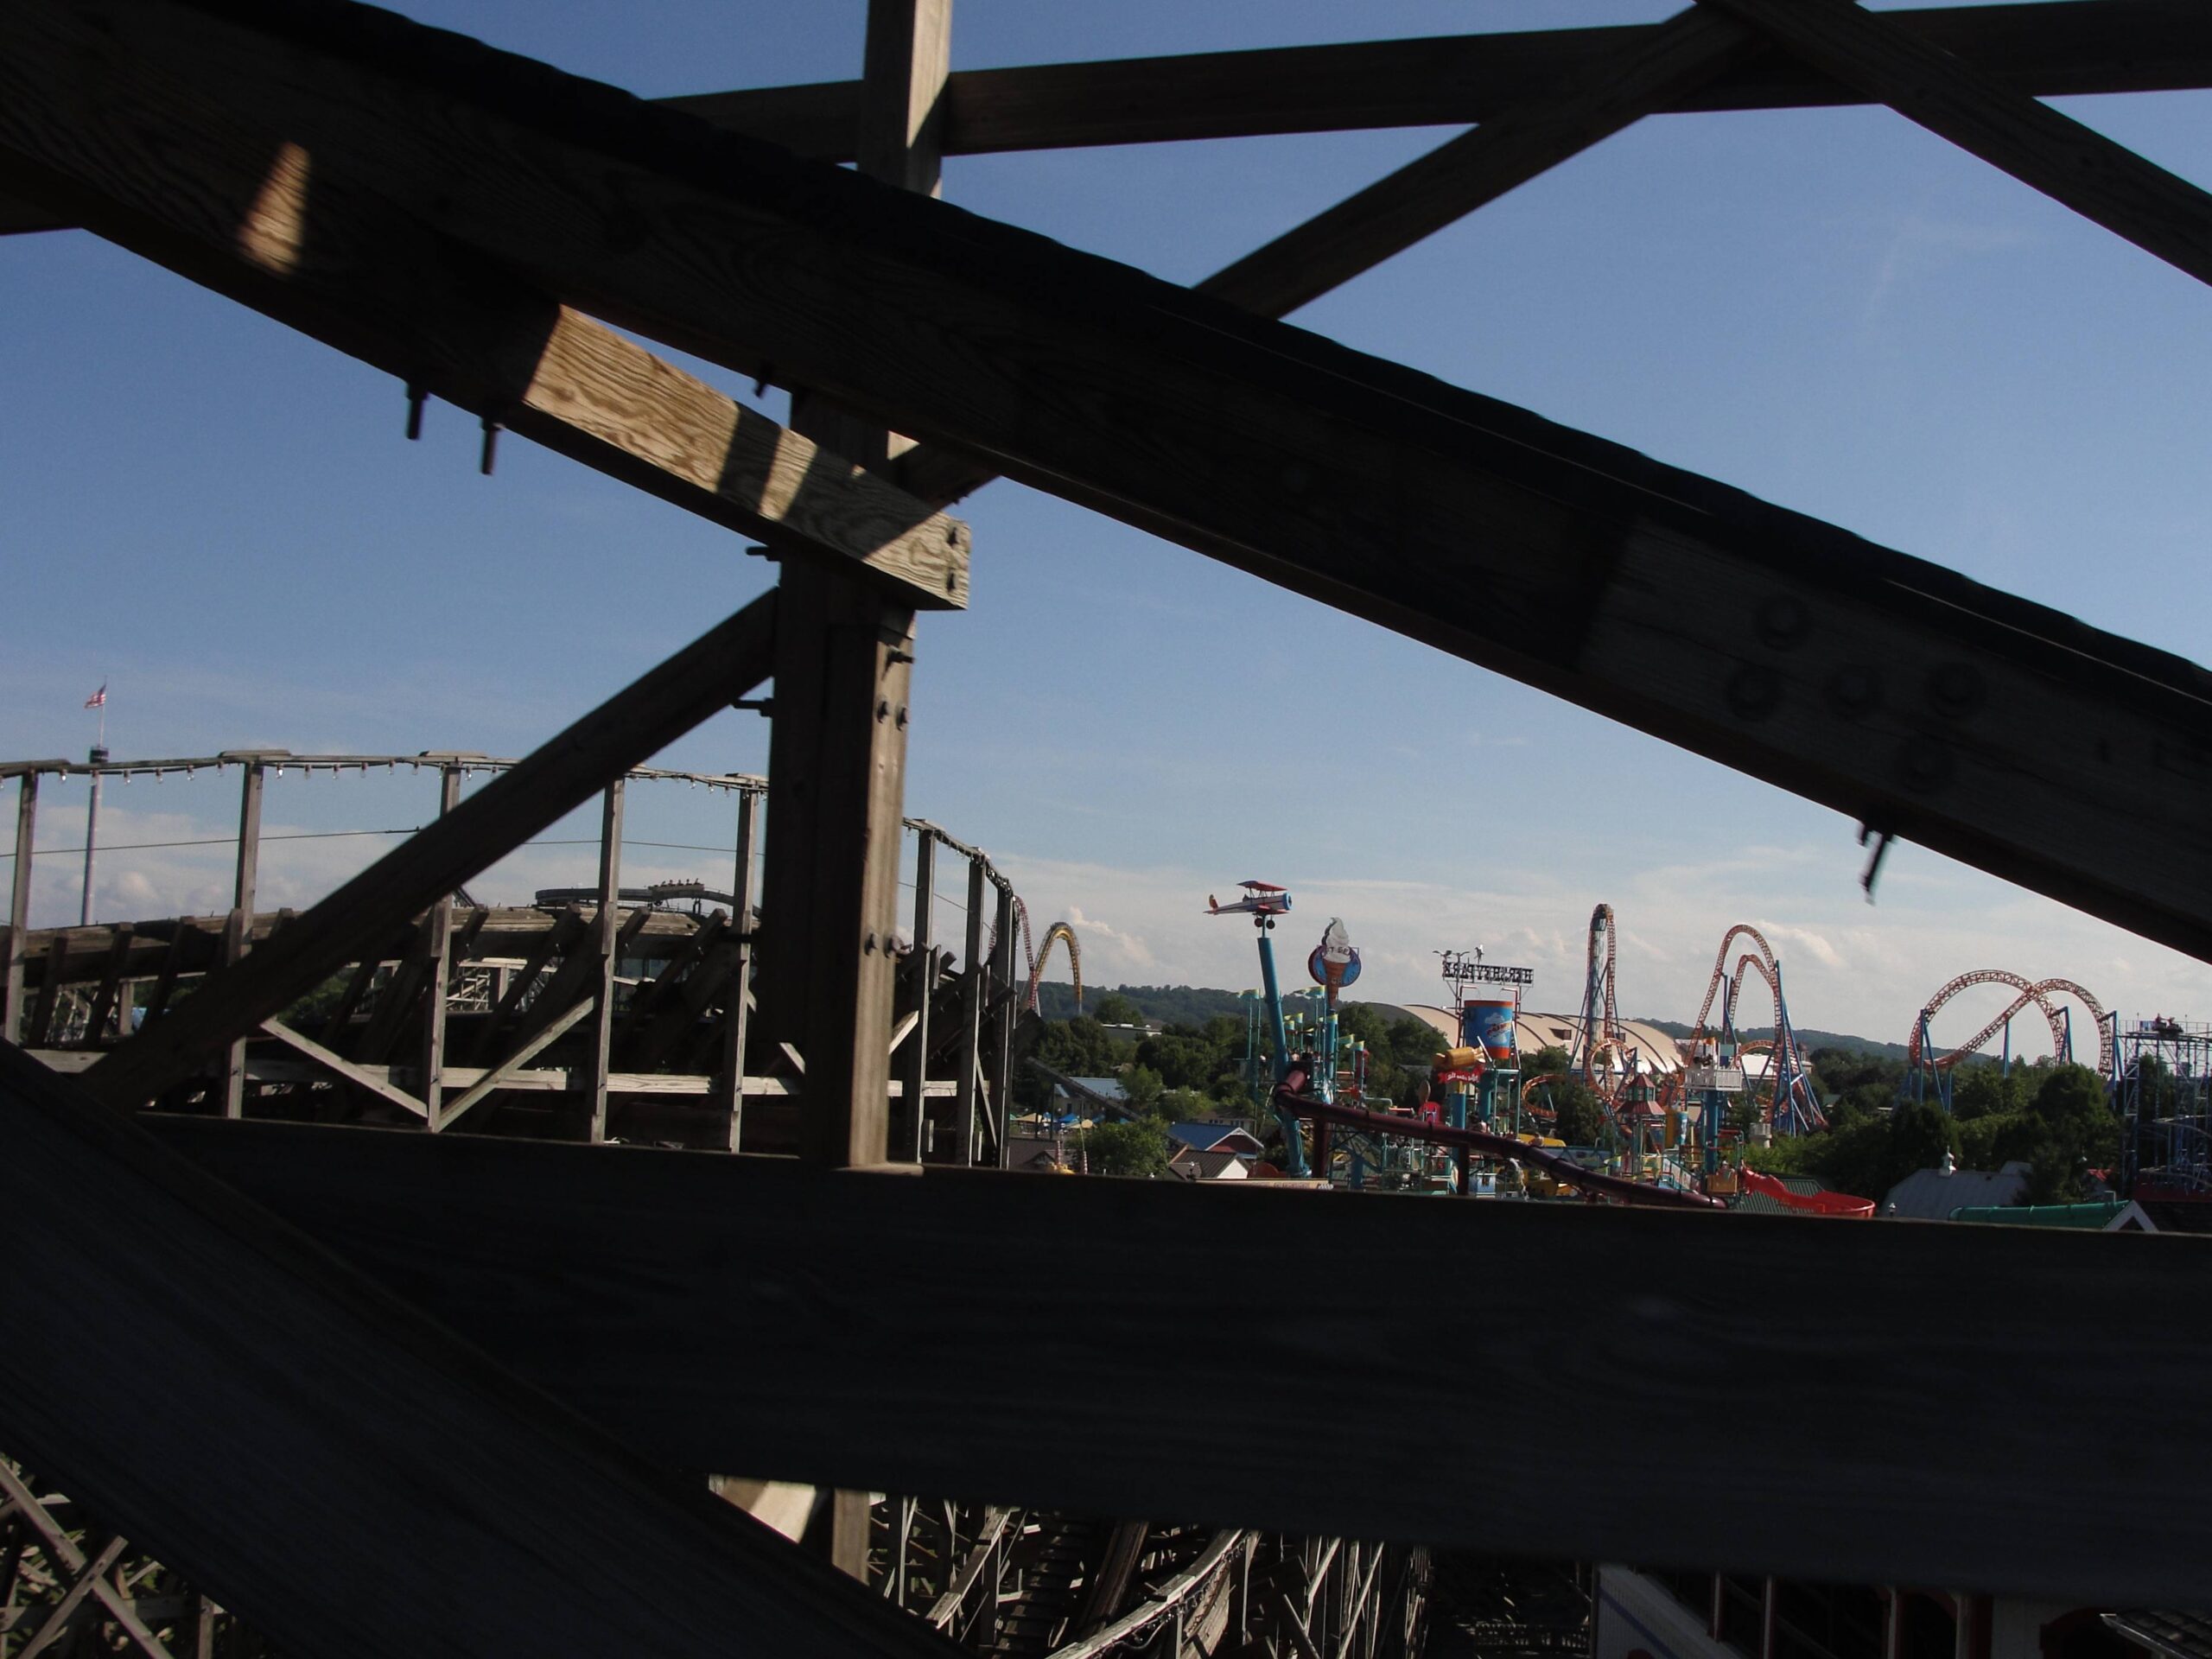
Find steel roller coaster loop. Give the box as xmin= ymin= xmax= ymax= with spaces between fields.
xmin=1691 ymin=923 xmax=1777 ymax=1039
xmin=1573 ymin=903 xmax=1627 ymax=1093
xmin=1025 ymin=920 xmax=1082 ymax=1014
xmin=1906 ymin=969 xmax=2111 ymax=1075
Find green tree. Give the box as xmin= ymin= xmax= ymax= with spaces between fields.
xmin=1075 ymin=1120 xmax=1171 ymax=1178
xmin=1550 ymin=1080 xmax=1607 ymax=1149
xmin=1524 ymin=1046 xmax=1571 ymax=1077
xmin=1120 ymin=1064 xmax=1165 ymax=1120
xmin=1137 ymin=1030 xmax=1220 ymax=1091
xmin=1092 ymin=992 xmax=1146 ymax=1027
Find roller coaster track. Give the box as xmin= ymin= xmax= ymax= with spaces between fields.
xmin=1572 ymin=904 xmax=1625 ymax=1091
xmin=1691 ymin=924 xmax=1777 ymax=1039
xmin=1906 ymin=969 xmax=2112 ymax=1075
xmin=1026 ymin=921 xmax=1081 ymax=1014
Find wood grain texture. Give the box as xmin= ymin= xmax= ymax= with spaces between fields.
xmin=1700 ymin=0 xmax=2212 ymax=289
xmin=143 ymin=1115 xmax=2212 ymax=1605
xmin=660 ymin=3 xmax=2212 ymax=157
xmin=80 ymin=594 xmax=777 ymax=1106
xmin=0 ymin=54 xmax=967 ymax=607
xmin=9 ymin=0 xmax=2212 ymax=957
xmin=1198 ymin=7 xmax=1761 ymax=318
xmin=0 ymin=1045 xmax=969 ymax=1659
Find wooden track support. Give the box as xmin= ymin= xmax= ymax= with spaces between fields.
xmin=81 ymin=594 xmax=779 ymax=1108
xmin=0 ymin=1044 xmax=966 ymax=1659
xmin=143 ymin=1115 xmax=2212 ymax=1606
xmin=15 ymin=0 xmax=2204 ymax=957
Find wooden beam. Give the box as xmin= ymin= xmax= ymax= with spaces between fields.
xmin=0 ymin=82 xmax=967 ymax=609
xmin=3 ymin=774 xmax=35 ymax=1046
xmin=1197 ymin=7 xmax=1761 ymax=320
xmin=713 ymin=790 xmax=760 ymax=1151
xmin=257 ymin=1017 xmax=430 ymax=1121
xmin=659 ymin=3 xmax=2212 ymax=158
xmin=900 ymin=832 xmax=935 ymax=1162
xmin=10 ymin=0 xmax=2212 ymax=958
xmin=417 ymin=764 xmax=461 ymax=1123
xmin=763 ymin=0 xmax=944 ymax=1179
xmin=0 ymin=1046 xmax=967 ymax=1659
xmin=1699 ymin=0 xmax=2212 ymax=291
xmin=145 ymin=1116 xmax=2212 ymax=1605
xmin=0 ymin=192 xmax=67 ymax=234
xmin=587 ymin=783 xmax=624 ymax=1144
xmin=432 ymin=995 xmax=595 ymax=1132
xmin=218 ymin=760 xmax=264 ymax=1118
xmin=82 ymin=594 xmax=779 ymax=1108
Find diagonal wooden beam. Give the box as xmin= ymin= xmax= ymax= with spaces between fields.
xmin=0 ymin=105 xmax=966 ymax=607
xmin=257 ymin=1017 xmax=429 ymax=1120
xmin=0 ymin=1044 xmax=963 ymax=1659
xmin=1195 ymin=6 xmax=1763 ymax=321
xmin=8 ymin=0 xmax=2212 ymax=960
xmin=659 ymin=3 xmax=2212 ymax=159
xmin=144 ymin=1115 xmax=2212 ymax=1605
xmin=1697 ymin=0 xmax=2212 ymax=290
xmin=434 ymin=996 xmax=593 ymax=1129
xmin=83 ymin=594 xmax=779 ymax=1108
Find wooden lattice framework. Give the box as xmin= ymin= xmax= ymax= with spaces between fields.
xmin=5 ymin=2 xmax=2212 ymax=1653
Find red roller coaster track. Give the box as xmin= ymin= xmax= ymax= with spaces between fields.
xmin=1906 ymin=969 xmax=2112 ymax=1074
xmin=1692 ymin=924 xmax=1776 ymax=1039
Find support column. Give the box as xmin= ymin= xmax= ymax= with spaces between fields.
xmin=989 ymin=881 xmax=1016 ymax=1168
xmin=757 ymin=0 xmax=950 ymax=1583
xmin=715 ymin=788 xmax=760 ymax=1152
xmin=588 ymin=779 xmax=624 ymax=1144
xmin=950 ymin=853 xmax=986 ymax=1164
xmin=3 ymin=773 xmax=36 ymax=1046
xmin=419 ymin=764 xmax=461 ymax=1125
xmin=900 ymin=830 xmax=935 ymax=1161
xmin=219 ymin=762 xmax=264 ymax=1118
xmin=760 ymin=0 xmax=948 ymax=1175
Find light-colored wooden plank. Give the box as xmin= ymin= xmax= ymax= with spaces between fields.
xmin=3 ymin=774 xmax=36 ymax=1046
xmin=433 ymin=996 xmax=595 ymax=1130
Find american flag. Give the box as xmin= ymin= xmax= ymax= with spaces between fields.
xmin=84 ymin=683 xmax=105 ymax=709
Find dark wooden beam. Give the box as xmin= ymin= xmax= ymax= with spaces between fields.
xmin=82 ymin=594 xmax=778 ymax=1108
xmin=0 ymin=1046 xmax=965 ymax=1659
xmin=0 ymin=192 xmax=67 ymax=233
xmin=1699 ymin=0 xmax=2212 ymax=291
xmin=659 ymin=3 xmax=2212 ymax=159
xmin=1200 ymin=6 xmax=1759 ymax=321
xmin=0 ymin=99 xmax=966 ymax=607
xmin=143 ymin=1116 xmax=2212 ymax=1605
xmin=10 ymin=0 xmax=2212 ymax=958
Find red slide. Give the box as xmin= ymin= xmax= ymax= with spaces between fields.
xmin=1738 ymin=1166 xmax=1875 ymax=1217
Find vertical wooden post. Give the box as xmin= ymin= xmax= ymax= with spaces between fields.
xmin=3 ymin=773 xmax=36 ymax=1046
xmin=761 ymin=0 xmax=949 ymax=1177
xmin=901 ymin=830 xmax=935 ymax=1161
xmin=990 ymin=881 xmax=1016 ymax=1169
xmin=951 ymin=853 xmax=986 ymax=1165
xmin=588 ymin=779 xmax=624 ymax=1144
xmin=219 ymin=762 xmax=264 ymax=1118
xmin=419 ymin=765 xmax=462 ymax=1126
xmin=715 ymin=788 xmax=760 ymax=1152
xmin=756 ymin=0 xmax=950 ymax=1581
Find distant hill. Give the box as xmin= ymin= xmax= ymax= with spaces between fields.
xmin=1033 ymin=983 xmax=1250 ymax=1027
xmin=1632 ymin=1017 xmax=1910 ymax=1062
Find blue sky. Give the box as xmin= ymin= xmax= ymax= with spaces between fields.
xmin=5 ymin=0 xmax=2212 ymax=1054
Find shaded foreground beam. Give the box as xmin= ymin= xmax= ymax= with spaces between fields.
xmin=143 ymin=1116 xmax=2212 ymax=1605
xmin=0 ymin=105 xmax=966 ymax=607
xmin=9 ymin=1 xmax=2212 ymax=956
xmin=82 ymin=594 xmax=778 ymax=1106
xmin=661 ymin=2 xmax=2212 ymax=159
xmin=0 ymin=1046 xmax=962 ymax=1659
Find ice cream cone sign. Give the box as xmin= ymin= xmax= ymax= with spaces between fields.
xmin=1309 ymin=918 xmax=1359 ymax=1005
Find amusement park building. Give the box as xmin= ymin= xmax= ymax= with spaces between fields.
xmin=1380 ymin=1006 xmax=1689 ymax=1077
